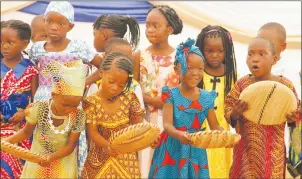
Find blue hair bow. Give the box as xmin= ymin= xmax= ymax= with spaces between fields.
xmin=175 ymin=38 xmax=204 ymax=75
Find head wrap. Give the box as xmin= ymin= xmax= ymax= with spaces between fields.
xmin=175 ymin=38 xmax=204 ymax=75
xmin=41 ymin=60 xmax=87 ymax=96
xmin=44 ymin=1 xmax=74 ymax=24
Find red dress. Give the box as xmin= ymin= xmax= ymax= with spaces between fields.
xmin=224 ymin=75 xmax=300 ymax=179
xmin=1 ymin=58 xmax=38 ymax=179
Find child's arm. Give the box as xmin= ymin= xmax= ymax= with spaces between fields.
xmin=90 ymin=54 xmax=103 ymax=69
xmin=87 ymin=123 xmax=110 ymax=148
xmin=224 ymin=80 xmax=248 ymax=128
xmin=143 ymin=95 xmax=163 ymax=109
xmin=31 ymin=75 xmax=38 ymax=98
xmin=87 ymin=123 xmax=119 ymax=157
xmin=163 ymin=103 xmax=191 ymax=145
xmin=39 ymin=131 xmax=80 ymax=167
xmin=133 ymin=51 xmax=140 ymax=81
xmin=284 ymin=80 xmax=301 ymax=128
xmin=85 ymin=69 xmax=101 ymax=86
xmin=130 ymin=93 xmax=145 ymax=124
xmin=4 ymin=123 xmax=36 ymax=144
xmin=207 ymin=109 xmax=224 ymax=131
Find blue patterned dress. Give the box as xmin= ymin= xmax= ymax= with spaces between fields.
xmin=148 ymin=86 xmax=216 ymax=179
xmin=29 ymin=40 xmax=96 ymax=176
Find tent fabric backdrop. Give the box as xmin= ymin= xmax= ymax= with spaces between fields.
xmin=150 ymin=1 xmax=301 ymax=49
xmin=19 ymin=0 xmax=153 ymax=23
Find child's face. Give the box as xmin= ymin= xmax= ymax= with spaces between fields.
xmin=44 ymin=12 xmax=73 ymax=42
xmin=246 ymin=38 xmax=277 ymax=78
xmin=31 ymin=16 xmax=48 ymax=42
xmin=1 ymin=27 xmax=28 ymax=60
xmin=176 ymin=53 xmax=204 ymax=88
xmin=203 ymin=36 xmax=225 ymax=68
xmin=145 ymin=9 xmax=173 ymax=44
xmin=93 ymin=28 xmax=115 ymax=53
xmin=100 ymin=65 xmax=129 ymax=99
xmin=257 ymin=29 xmax=285 ymax=60
xmin=52 ymin=93 xmax=82 ymax=115
xmin=93 ymin=29 xmax=107 ymax=52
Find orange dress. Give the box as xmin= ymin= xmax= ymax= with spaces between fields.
xmin=81 ymin=91 xmax=145 ymax=179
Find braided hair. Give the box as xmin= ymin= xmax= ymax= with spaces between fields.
xmin=195 ymin=25 xmax=237 ymax=97
xmin=147 ymin=5 xmax=183 ymax=35
xmin=101 ymin=52 xmax=133 ymax=102
xmin=1 ymin=20 xmax=31 ymax=41
xmin=93 ymin=14 xmax=140 ymax=50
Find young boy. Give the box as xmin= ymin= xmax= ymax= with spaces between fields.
xmin=258 ymin=22 xmax=301 ymax=178
xmin=225 ymin=37 xmax=299 ymax=178
xmin=30 ymin=15 xmax=48 ymax=43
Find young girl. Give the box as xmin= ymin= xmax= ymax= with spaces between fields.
xmin=81 ymin=52 xmax=145 ymax=179
xmin=78 ymin=38 xmax=145 ymax=176
xmin=149 ymin=38 xmax=223 ymax=179
xmin=103 ymin=38 xmax=145 ymax=109
xmin=224 ymin=37 xmax=300 ymax=178
xmin=85 ymin=14 xmax=140 ymax=86
xmin=139 ymin=5 xmax=183 ymax=176
xmin=1 ymin=20 xmax=38 ymax=179
xmin=3 ymin=60 xmax=87 ymax=178
xmin=195 ymin=25 xmax=237 ymax=178
xmin=29 ymin=1 xmax=102 ymax=101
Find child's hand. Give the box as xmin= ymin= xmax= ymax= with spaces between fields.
xmin=177 ymin=131 xmax=192 ymax=145
xmin=286 ymin=109 xmax=300 ymax=124
xmin=215 ymin=126 xmax=225 ymax=131
xmin=106 ymin=146 xmax=120 ymax=157
xmin=9 ymin=111 xmax=25 ymax=123
xmin=38 ymin=154 xmax=55 ymax=167
xmin=150 ymin=136 xmax=160 ymax=149
xmin=230 ymin=100 xmax=248 ymax=120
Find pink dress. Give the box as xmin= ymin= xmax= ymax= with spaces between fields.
xmin=139 ymin=49 xmax=179 ymax=177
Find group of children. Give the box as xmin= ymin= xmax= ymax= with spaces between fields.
xmin=0 ymin=1 xmax=300 ymax=179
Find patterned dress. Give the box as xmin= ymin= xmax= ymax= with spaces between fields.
xmin=1 ymin=58 xmax=38 ymax=179
xmin=225 ymin=75 xmax=300 ymax=179
xmin=29 ymin=40 xmax=96 ymax=101
xmin=20 ymin=100 xmax=86 ymax=178
xmin=149 ymin=86 xmax=216 ymax=179
xmin=287 ymin=117 xmax=301 ymax=178
xmin=81 ymin=91 xmax=145 ymax=179
xmin=201 ymin=72 xmax=233 ymax=178
xmin=29 ymin=40 xmax=96 ymax=175
xmin=139 ymin=50 xmax=179 ymax=177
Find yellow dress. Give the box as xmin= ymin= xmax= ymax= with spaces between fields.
xmin=202 ymin=72 xmax=233 ymax=178
xmin=20 ymin=100 xmax=86 ymax=179
xmin=81 ymin=91 xmax=145 ymax=179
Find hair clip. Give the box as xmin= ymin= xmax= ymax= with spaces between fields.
xmin=205 ymin=29 xmax=219 ymax=35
